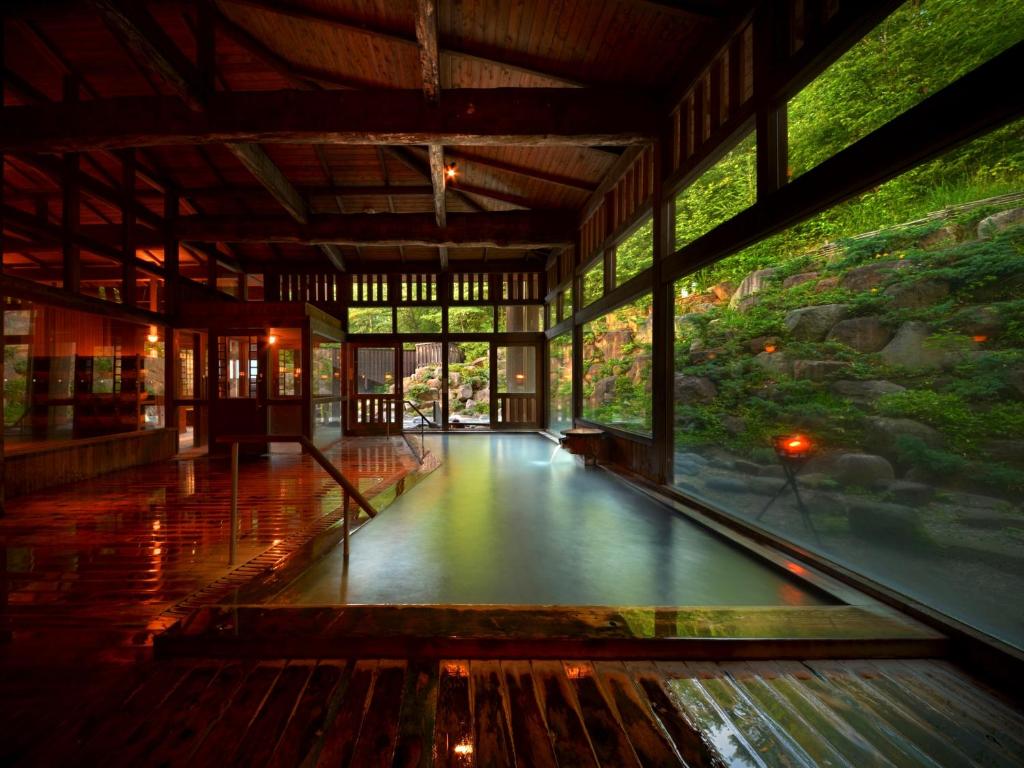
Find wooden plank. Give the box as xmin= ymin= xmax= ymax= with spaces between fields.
xmin=0 ymin=89 xmax=659 ymax=152
xmin=147 ymin=662 xmax=252 ymax=767
xmin=348 ymin=659 xmax=407 ymax=767
xmin=231 ymin=661 xmax=316 ymax=766
xmin=624 ymin=661 xmax=725 ymax=768
xmin=392 ymin=660 xmax=440 ymax=768
xmin=190 ymin=662 xmax=285 ymax=768
xmin=433 ymin=660 xmax=473 ymax=768
xmin=173 ymin=211 xmax=574 ymax=248
xmin=563 ymin=660 xmax=642 ymax=767
xmin=315 ymin=660 xmax=377 ymax=767
xmin=593 ymin=661 xmax=684 ymax=766
xmin=470 ymin=660 xmax=515 ymax=767
xmin=501 ymin=660 xmax=558 ymax=768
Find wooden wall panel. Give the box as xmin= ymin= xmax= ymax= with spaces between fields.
xmin=5 ymin=428 xmax=178 ymax=498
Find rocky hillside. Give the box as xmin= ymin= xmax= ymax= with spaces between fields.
xmin=674 ymin=204 xmax=1024 ymax=505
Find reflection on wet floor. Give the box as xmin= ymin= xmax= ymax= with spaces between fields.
xmin=0 ymin=437 xmax=419 ymax=660
xmin=274 ymin=434 xmax=831 ymax=607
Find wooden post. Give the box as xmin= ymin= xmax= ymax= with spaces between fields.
xmin=120 ymin=149 xmax=137 ymax=306
xmin=755 ymin=2 xmax=788 ymax=198
xmin=229 ymin=440 xmax=239 ymax=565
xmin=62 ymin=77 xmax=81 ymax=293
xmin=650 ymin=138 xmax=671 ymax=485
xmin=163 ymin=190 xmax=179 ymax=314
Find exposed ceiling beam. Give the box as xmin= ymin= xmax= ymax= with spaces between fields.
xmin=174 ymin=211 xmax=574 ymax=248
xmin=0 ymin=89 xmax=658 ymax=153
xmin=226 ymin=142 xmax=308 ymax=223
xmin=88 ymin=0 xmax=206 ymax=109
xmin=414 ymin=0 xmax=441 ymax=104
xmin=428 ymin=144 xmax=447 ymax=228
xmin=444 ymin=150 xmax=599 ymax=193
xmin=629 ymin=0 xmax=740 ymax=18
xmin=218 ymin=0 xmax=588 ymax=87
xmin=383 ymin=146 xmax=486 ymax=214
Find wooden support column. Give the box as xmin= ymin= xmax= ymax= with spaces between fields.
xmin=163 ymin=190 xmax=179 ymax=314
xmin=62 ymin=77 xmax=81 ymax=293
xmin=755 ymin=1 xmax=788 ymax=197
xmin=120 ymin=149 xmax=136 ymax=306
xmin=1 ymin=25 xmax=5 ymax=517
xmin=651 ymin=138 xmax=672 ymax=484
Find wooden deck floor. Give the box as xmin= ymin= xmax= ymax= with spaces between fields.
xmin=2 ymin=655 xmax=1021 ymax=767
xmin=0 ymin=437 xmax=429 ymax=661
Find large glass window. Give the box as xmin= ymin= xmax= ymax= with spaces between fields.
xmin=582 ymin=293 xmax=653 ymax=435
xmin=3 ymin=298 xmax=166 ymax=445
xmin=448 ymin=342 xmax=490 ymax=427
xmin=219 ymin=336 xmax=259 ymax=399
xmin=673 ymin=130 xmax=756 ymax=250
xmin=789 ymin=0 xmax=1024 ymax=181
xmin=313 ymin=336 xmax=342 ymax=446
xmin=498 ymin=305 xmax=542 ymax=332
xmin=396 ymin=306 xmax=442 ymax=334
xmin=348 ymin=307 xmax=393 ymax=334
xmin=582 ymin=258 xmax=604 ymax=307
xmin=448 ymin=306 xmax=494 ymax=334
xmin=548 ymin=332 xmax=573 ymax=435
xmin=672 ymin=123 xmax=1024 ymax=648
xmin=269 ymin=328 xmax=302 ymax=398
xmin=615 ymin=217 xmax=653 ymax=286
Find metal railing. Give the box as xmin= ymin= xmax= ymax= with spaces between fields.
xmin=216 ymin=435 xmax=376 ymax=566
xmin=403 ymin=400 xmax=439 ymax=462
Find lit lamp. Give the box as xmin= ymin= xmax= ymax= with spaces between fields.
xmin=514 ymin=372 xmax=525 ymax=383
xmin=972 ymin=334 xmax=988 ymax=343
xmin=147 ymin=325 xmax=159 ymax=344
xmin=444 ymin=163 xmax=458 ymax=181
xmin=757 ymin=433 xmax=818 ymax=539
xmin=764 ymin=343 xmax=777 ymax=353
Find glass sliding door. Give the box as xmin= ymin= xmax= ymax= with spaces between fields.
xmin=447 ymin=341 xmax=491 ymax=430
xmin=496 ymin=344 xmax=539 ymax=427
xmin=349 ymin=344 xmax=399 ymax=435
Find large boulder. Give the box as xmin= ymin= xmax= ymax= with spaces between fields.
xmin=593 ymin=376 xmax=617 ymax=404
xmin=887 ymin=480 xmax=936 ymax=507
xmin=879 ymin=321 xmax=949 ymax=370
xmin=710 ymin=281 xmax=735 ymax=301
xmin=918 ymin=225 xmax=958 ymax=250
xmin=674 ymin=374 xmax=718 ymax=404
xmin=864 ymin=416 xmax=943 ymax=460
xmin=792 ymin=360 xmax=852 ymax=382
xmin=748 ymin=335 xmax=779 ymax=354
xmin=783 ymin=271 xmax=819 ymax=289
xmin=832 ymin=453 xmax=895 ymax=488
xmin=783 ymin=304 xmax=850 ymax=341
xmin=729 ymin=268 xmax=777 ymax=309
xmin=883 ymin=279 xmax=950 ymax=309
xmin=826 ymin=316 xmax=893 ymax=352
xmin=457 ymin=383 xmax=474 ymax=401
xmin=977 ymin=207 xmax=1024 ymax=239
xmin=831 ymin=379 xmax=906 ymax=404
xmin=815 ymin=276 xmax=840 ymax=293
xmin=753 ymin=351 xmax=793 ymax=377
xmin=952 ymin=305 xmax=1006 ymax=337
xmin=848 ymin=502 xmax=925 ymax=544
xmin=601 ymin=329 xmax=634 ymax=359
xmin=838 ymin=260 xmax=910 ymax=292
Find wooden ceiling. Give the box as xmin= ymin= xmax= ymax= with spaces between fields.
xmin=2 ymin=0 xmax=746 ymax=273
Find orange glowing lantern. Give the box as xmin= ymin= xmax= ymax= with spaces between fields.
xmin=973 ymin=334 xmax=988 ymax=343
xmin=764 ymin=343 xmax=777 ymax=354
xmin=773 ymin=433 xmax=813 ymax=460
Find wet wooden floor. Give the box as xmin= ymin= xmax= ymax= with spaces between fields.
xmin=0 ymin=437 xmax=426 ymax=661
xmin=2 ymin=655 xmax=1021 ymax=767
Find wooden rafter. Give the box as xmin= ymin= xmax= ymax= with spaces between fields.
xmin=0 ymin=90 xmax=658 ymax=153
xmin=219 ymin=0 xmax=588 ymax=88
xmin=88 ymin=0 xmax=205 ymax=109
xmin=383 ymin=146 xmax=486 ymax=214
xmin=444 ymin=150 xmax=599 ymax=193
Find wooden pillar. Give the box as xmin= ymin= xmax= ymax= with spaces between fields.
xmin=755 ymin=2 xmax=788 ymax=198
xmin=163 ymin=190 xmax=179 ymax=314
xmin=62 ymin=77 xmax=81 ymax=293
xmin=120 ymin=149 xmax=137 ymax=307
xmin=651 ymin=138 xmax=672 ymax=485
xmin=1 ymin=24 xmax=5 ymax=516
xmin=571 ymin=235 xmax=583 ymax=425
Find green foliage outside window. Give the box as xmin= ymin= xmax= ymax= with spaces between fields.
xmin=582 ymin=259 xmax=604 ymax=306
xmin=347 ymin=307 xmax=392 ymax=334
xmin=615 ymin=217 xmax=653 ymax=286
xmin=673 ymin=131 xmax=756 ymax=251
xmin=582 ymin=293 xmax=653 ymax=434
